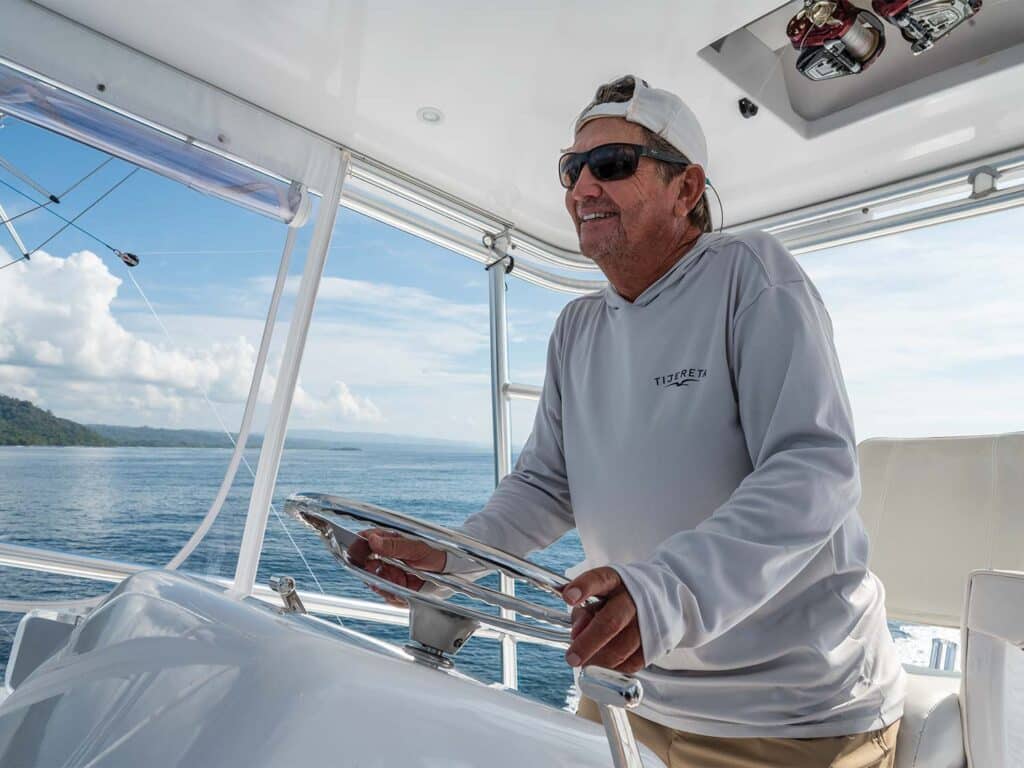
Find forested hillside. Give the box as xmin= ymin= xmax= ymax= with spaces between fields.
xmin=0 ymin=394 xmax=363 ymax=449
xmin=0 ymin=394 xmax=113 ymax=446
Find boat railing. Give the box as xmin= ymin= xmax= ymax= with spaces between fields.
xmin=0 ymin=540 xmax=567 ymax=650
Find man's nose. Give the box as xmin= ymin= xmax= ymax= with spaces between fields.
xmin=571 ymin=164 xmax=603 ymax=201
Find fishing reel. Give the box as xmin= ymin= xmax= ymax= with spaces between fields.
xmin=788 ymin=0 xmax=887 ymax=81
xmin=872 ymin=0 xmax=982 ymax=55
xmin=788 ymin=0 xmax=983 ymax=81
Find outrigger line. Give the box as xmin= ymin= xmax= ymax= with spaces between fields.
xmin=0 ymin=254 xmax=26 ymax=271
xmin=0 ymin=163 xmax=139 ymax=270
xmin=0 ymin=157 xmax=114 ymax=228
xmin=23 ymin=167 xmax=137 ymax=259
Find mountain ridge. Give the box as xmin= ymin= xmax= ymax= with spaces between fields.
xmin=0 ymin=393 xmax=486 ymax=449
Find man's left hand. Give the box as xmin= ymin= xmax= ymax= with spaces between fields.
xmin=562 ymin=567 xmax=644 ymax=674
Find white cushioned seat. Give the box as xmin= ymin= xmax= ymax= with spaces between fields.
xmin=858 ymin=435 xmax=1024 ymax=768
xmin=961 ymin=570 xmax=1024 ymax=768
xmin=894 ymin=672 xmax=966 ymax=768
xmin=858 ymin=434 xmax=1024 ymax=627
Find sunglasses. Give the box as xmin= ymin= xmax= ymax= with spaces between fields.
xmin=558 ymin=142 xmax=689 ymax=189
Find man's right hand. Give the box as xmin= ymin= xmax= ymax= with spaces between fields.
xmin=349 ymin=529 xmax=446 ymax=607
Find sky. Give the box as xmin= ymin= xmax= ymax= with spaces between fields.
xmin=1 ymin=116 xmax=1023 ymax=446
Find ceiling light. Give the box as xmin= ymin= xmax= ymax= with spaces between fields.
xmin=417 ymin=107 xmax=444 ymax=125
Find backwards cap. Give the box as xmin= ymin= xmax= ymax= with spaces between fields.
xmin=574 ymin=75 xmax=708 ymax=173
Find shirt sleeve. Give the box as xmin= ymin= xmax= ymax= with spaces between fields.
xmin=446 ymin=313 xmax=575 ymax=572
xmin=611 ymin=278 xmax=861 ymax=664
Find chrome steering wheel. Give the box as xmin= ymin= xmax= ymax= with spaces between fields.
xmin=284 ymin=491 xmax=647 ymax=768
xmin=284 ymin=491 xmax=576 ymax=653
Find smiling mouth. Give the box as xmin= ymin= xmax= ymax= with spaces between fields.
xmin=579 ymin=212 xmax=618 ymax=224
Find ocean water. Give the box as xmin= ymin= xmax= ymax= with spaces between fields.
xmin=0 ymin=445 xmax=956 ymax=709
xmin=0 ymin=444 xmax=582 ymax=707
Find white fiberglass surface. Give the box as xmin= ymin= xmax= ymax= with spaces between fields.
xmin=0 ymin=571 xmax=647 ymax=767
xmin=13 ymin=0 xmax=1024 ymax=250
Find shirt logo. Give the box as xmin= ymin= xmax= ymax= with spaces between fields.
xmin=654 ymin=367 xmax=707 ymax=388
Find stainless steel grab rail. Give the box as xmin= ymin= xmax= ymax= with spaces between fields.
xmin=579 ymin=667 xmax=647 ymax=768
xmin=0 ymin=541 xmax=569 ymax=648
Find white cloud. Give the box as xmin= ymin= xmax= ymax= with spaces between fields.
xmin=0 ymin=250 xmax=381 ymax=428
xmin=6 ymin=218 xmax=1023 ymax=447
xmin=803 ymin=225 xmax=1024 ymax=439
xmin=292 ymin=380 xmax=382 ymax=423
xmin=265 ymin=274 xmax=490 ymax=327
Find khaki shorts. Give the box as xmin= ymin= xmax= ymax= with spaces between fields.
xmin=577 ymin=697 xmax=900 ymax=768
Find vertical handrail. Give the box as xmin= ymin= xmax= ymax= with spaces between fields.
xmin=230 ymin=148 xmax=350 ymax=597
xmin=167 ymin=224 xmax=299 ymax=570
xmin=487 ymin=231 xmax=517 ymax=689
xmin=579 ymin=666 xmax=646 ymax=767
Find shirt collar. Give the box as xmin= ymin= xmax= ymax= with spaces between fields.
xmin=602 ymin=232 xmax=720 ymax=309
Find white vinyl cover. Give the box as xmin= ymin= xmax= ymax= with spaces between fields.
xmin=961 ymin=570 xmax=1024 ymax=768
xmin=857 ymin=434 xmax=1024 ymax=627
xmin=894 ymin=672 xmax=965 ymax=768
xmin=0 ymin=570 xmax=665 ymax=767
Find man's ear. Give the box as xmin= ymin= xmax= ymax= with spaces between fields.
xmin=673 ymin=164 xmax=706 ymax=219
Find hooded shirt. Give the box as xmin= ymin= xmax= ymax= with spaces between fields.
xmin=458 ymin=229 xmax=905 ymax=738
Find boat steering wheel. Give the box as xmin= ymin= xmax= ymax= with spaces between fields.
xmin=285 ymin=491 xmax=648 ymax=766
xmin=284 ymin=491 xmax=578 ymax=656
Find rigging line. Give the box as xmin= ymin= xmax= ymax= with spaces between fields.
xmin=26 ymin=168 xmax=138 ymax=258
xmin=123 ymin=268 xmax=335 ymax=604
xmin=0 ymin=256 xmax=27 ymax=270
xmin=0 ymin=202 xmax=44 ymax=228
xmin=0 ymin=174 xmax=122 ymax=254
xmin=139 ymin=245 xmax=352 ymax=256
xmin=0 ymin=156 xmax=114 ymax=227
xmin=57 ymin=157 xmax=115 ymax=199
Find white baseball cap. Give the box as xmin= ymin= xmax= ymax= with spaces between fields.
xmin=574 ymin=75 xmax=709 ymax=174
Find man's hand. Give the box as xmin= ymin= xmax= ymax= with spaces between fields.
xmin=562 ymin=567 xmax=644 ymax=674
xmin=349 ymin=529 xmax=446 ymax=607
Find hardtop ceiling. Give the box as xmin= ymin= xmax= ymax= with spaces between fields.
xmin=9 ymin=0 xmax=1024 ymax=253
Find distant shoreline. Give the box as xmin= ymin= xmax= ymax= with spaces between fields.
xmin=0 ymin=393 xmax=485 ymax=450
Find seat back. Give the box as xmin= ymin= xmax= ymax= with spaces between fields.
xmin=961 ymin=570 xmax=1024 ymax=768
xmin=857 ymin=433 xmax=1024 ymax=627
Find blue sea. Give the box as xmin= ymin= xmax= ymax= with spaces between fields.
xmin=0 ymin=444 xmax=583 ymax=708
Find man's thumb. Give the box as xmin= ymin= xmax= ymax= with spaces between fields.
xmin=368 ymin=532 xmax=425 ymax=560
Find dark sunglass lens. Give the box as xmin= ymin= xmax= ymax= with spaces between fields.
xmin=589 ymin=144 xmax=639 ymax=182
xmin=559 ymin=154 xmax=586 ymax=189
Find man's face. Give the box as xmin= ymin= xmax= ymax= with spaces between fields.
xmin=564 ymin=117 xmax=681 ymax=266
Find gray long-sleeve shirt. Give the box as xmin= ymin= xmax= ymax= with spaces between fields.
xmin=460 ymin=230 xmax=905 ymax=738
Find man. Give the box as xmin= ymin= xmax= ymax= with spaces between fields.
xmin=357 ymin=75 xmax=905 ymax=767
